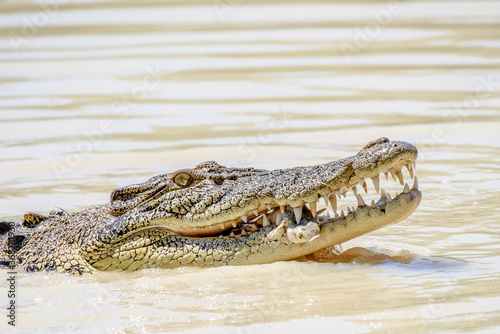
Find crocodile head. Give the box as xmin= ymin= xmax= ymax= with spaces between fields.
xmin=83 ymin=137 xmax=421 ymax=272
xmin=2 ymin=137 xmax=421 ymax=274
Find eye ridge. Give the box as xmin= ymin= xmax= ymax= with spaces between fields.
xmin=173 ymin=172 xmax=193 ymax=187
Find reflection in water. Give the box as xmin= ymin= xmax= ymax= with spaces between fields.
xmin=1 ymin=0 xmax=500 ymax=333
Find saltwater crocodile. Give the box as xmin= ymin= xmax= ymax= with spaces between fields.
xmin=0 ymin=138 xmax=421 ymax=275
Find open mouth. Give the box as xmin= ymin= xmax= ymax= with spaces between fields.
xmin=174 ymin=160 xmax=419 ymax=242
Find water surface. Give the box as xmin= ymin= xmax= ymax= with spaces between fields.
xmin=1 ymin=0 xmax=500 ymax=333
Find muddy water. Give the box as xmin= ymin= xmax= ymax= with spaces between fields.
xmin=1 ymin=0 xmax=500 ymax=333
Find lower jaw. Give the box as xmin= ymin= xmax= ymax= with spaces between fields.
xmin=243 ymin=188 xmax=423 ymax=264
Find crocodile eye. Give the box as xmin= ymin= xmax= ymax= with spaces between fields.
xmin=173 ymin=172 xmax=193 ymax=187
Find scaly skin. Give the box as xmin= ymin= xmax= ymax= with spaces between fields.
xmin=0 ymin=138 xmax=422 ymax=275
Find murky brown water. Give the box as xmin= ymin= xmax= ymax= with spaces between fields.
xmin=1 ymin=0 xmax=500 ymax=333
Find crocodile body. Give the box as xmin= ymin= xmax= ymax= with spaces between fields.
xmin=0 ymin=138 xmax=421 ymax=275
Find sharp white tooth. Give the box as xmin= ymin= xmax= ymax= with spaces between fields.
xmin=396 ymin=171 xmax=404 ymax=185
xmin=357 ymin=194 xmax=366 ymax=207
xmin=362 ymin=181 xmax=368 ymax=193
xmin=371 ymin=175 xmax=380 ymax=193
xmin=323 ymin=195 xmax=329 ymax=206
xmin=262 ymin=214 xmax=270 ymax=227
xmin=371 ymin=200 xmax=376 ymax=209
xmin=280 ymin=205 xmax=285 ymax=213
xmin=209 ymin=225 xmax=213 ymax=229
xmin=403 ymin=183 xmax=410 ymax=193
xmin=241 ymin=230 xmax=247 ymax=236
xmin=266 ymin=204 xmax=272 ymax=211
xmin=384 ymin=172 xmax=389 ymax=181
xmin=229 ymin=232 xmax=235 ymax=238
xmin=387 ymin=192 xmax=392 ymax=201
xmin=352 ymin=186 xmax=357 ymax=196
xmin=389 ymin=167 xmax=397 ymax=182
xmin=241 ymin=215 xmax=248 ymax=223
xmin=347 ymin=207 xmax=352 ymax=214
xmin=220 ymin=223 xmax=225 ymax=229
xmin=335 ymin=213 xmax=340 ymax=220
xmin=218 ymin=235 xmax=223 ymax=239
xmin=328 ymin=194 xmax=337 ymax=213
xmin=252 ymin=224 xmax=258 ymax=231
xmin=335 ymin=189 xmax=342 ymax=199
xmin=406 ymin=163 xmax=414 ymax=179
xmin=193 ymin=227 xmax=198 ymax=230
xmin=380 ymin=188 xmax=387 ymax=199
xmin=293 ymin=206 xmax=303 ymax=224
xmin=252 ymin=209 xmax=259 ymax=216
xmin=413 ymin=161 xmax=417 ymax=170
xmin=309 ymin=201 xmax=317 ymax=217
xmin=341 ymin=210 xmax=345 ymax=217
xmin=275 ymin=212 xmax=283 ymax=225
xmin=412 ymin=176 xmax=419 ymax=190
xmin=342 ymin=192 xmax=347 ymax=198
xmin=231 ymin=221 xmax=237 ymax=228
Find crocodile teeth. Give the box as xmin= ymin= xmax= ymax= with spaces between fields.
xmin=241 ymin=230 xmax=247 ymax=236
xmin=230 ymin=232 xmax=235 ymax=238
xmin=371 ymin=200 xmax=376 ymax=209
xmin=252 ymin=209 xmax=259 ymax=216
xmin=335 ymin=189 xmax=342 ymax=199
xmin=280 ymin=205 xmax=285 ymax=213
xmin=357 ymin=194 xmax=366 ymax=207
xmin=371 ymin=175 xmax=380 ymax=193
xmin=403 ymin=183 xmax=410 ymax=194
xmin=293 ymin=206 xmax=303 ymax=224
xmin=387 ymin=192 xmax=392 ymax=201
xmin=220 ymin=223 xmax=225 ymax=229
xmin=396 ymin=171 xmax=404 ymax=185
xmin=241 ymin=215 xmax=248 ymax=223
xmin=275 ymin=212 xmax=283 ymax=225
xmin=262 ymin=214 xmax=270 ymax=227
xmin=335 ymin=213 xmax=340 ymax=220
xmin=412 ymin=176 xmax=419 ymax=190
xmin=389 ymin=167 xmax=397 ymax=182
xmin=362 ymin=180 xmax=368 ymax=193
xmin=231 ymin=221 xmax=237 ymax=228
xmin=347 ymin=207 xmax=352 ymax=214
xmin=252 ymin=224 xmax=258 ymax=231
xmin=328 ymin=194 xmax=337 ymax=213
xmin=352 ymin=186 xmax=357 ymax=196
xmin=266 ymin=204 xmax=272 ymax=211
xmin=323 ymin=195 xmax=329 ymax=207
xmin=406 ymin=163 xmax=414 ymax=179
xmin=341 ymin=210 xmax=345 ymax=217
xmin=309 ymin=201 xmax=317 ymax=217
xmin=380 ymin=188 xmax=387 ymax=199
xmin=384 ymin=172 xmax=389 ymax=181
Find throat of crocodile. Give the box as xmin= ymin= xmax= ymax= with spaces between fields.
xmin=164 ymin=161 xmax=419 ymax=243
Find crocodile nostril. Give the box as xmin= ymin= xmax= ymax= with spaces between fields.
xmin=0 ymin=221 xmax=13 ymax=234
